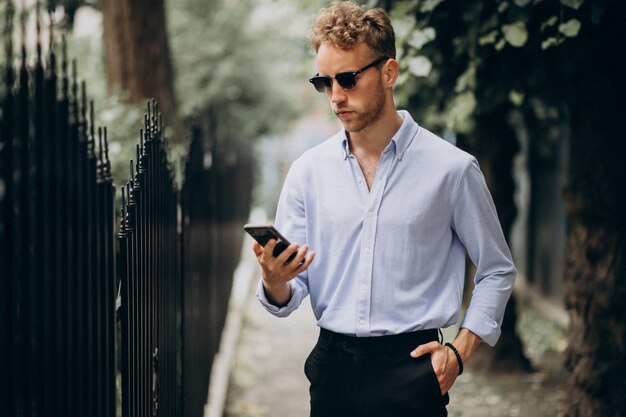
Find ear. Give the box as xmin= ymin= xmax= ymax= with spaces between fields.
xmin=382 ymin=58 xmax=400 ymax=88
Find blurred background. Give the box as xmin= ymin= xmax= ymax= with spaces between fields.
xmin=1 ymin=0 xmax=625 ymax=416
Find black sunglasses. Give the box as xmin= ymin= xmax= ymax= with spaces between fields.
xmin=309 ymin=56 xmax=389 ymax=93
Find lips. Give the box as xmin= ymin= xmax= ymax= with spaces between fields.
xmin=336 ymin=110 xmax=353 ymax=119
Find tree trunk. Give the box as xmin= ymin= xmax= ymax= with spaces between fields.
xmin=101 ymin=0 xmax=178 ymax=132
xmin=563 ymin=120 xmax=626 ymax=415
xmin=563 ymin=217 xmax=626 ymax=416
xmin=458 ymin=106 xmax=533 ymax=373
xmin=562 ymin=3 xmax=626 ymax=415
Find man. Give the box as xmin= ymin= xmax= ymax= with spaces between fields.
xmin=252 ymin=2 xmax=516 ymax=416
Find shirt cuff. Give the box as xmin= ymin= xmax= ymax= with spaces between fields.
xmin=460 ymin=308 xmax=501 ymax=347
xmin=256 ymin=278 xmax=299 ymax=317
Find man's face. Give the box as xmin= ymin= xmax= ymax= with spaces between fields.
xmin=315 ymin=42 xmax=387 ymax=134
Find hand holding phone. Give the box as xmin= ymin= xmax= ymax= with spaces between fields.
xmin=245 ymin=224 xmax=314 ymax=306
xmin=243 ymin=224 xmax=298 ymax=263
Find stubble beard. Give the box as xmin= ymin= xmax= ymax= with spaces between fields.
xmin=340 ymin=86 xmax=387 ymax=134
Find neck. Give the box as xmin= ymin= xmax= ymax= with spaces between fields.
xmin=348 ymin=105 xmax=404 ymax=156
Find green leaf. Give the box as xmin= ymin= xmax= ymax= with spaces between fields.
xmin=560 ymin=0 xmax=585 ymax=10
xmin=495 ymin=38 xmax=507 ymax=51
xmin=502 ymin=22 xmax=528 ymax=47
xmin=498 ymin=2 xmax=509 ymax=13
xmin=454 ymin=63 xmax=477 ymax=93
xmin=509 ymin=90 xmax=525 ymax=106
xmin=408 ymin=27 xmax=436 ymax=50
xmin=514 ymin=0 xmax=532 ymax=7
xmin=407 ymin=56 xmax=433 ymax=77
xmin=559 ymin=19 xmax=581 ymax=37
xmin=479 ymin=30 xmax=498 ymax=46
xmin=541 ymin=36 xmax=564 ymax=50
xmin=540 ymin=16 xmax=558 ymax=32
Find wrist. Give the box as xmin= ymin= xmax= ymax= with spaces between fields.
xmin=445 ymin=342 xmax=464 ymax=375
xmin=262 ymin=280 xmax=291 ymax=307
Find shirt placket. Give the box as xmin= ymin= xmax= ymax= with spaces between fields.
xmin=354 ymin=149 xmax=396 ymax=336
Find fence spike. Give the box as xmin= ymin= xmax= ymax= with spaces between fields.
xmin=98 ymin=126 xmax=104 ymax=164
xmin=88 ymin=100 xmax=95 ymax=156
xmin=79 ymin=81 xmax=87 ymax=143
xmin=127 ymin=179 xmax=135 ymax=206
xmin=104 ymin=127 xmax=110 ymax=165
xmin=144 ymin=114 xmax=150 ymax=142
xmin=120 ymin=185 xmax=126 ymax=231
xmin=136 ymin=144 xmax=141 ymax=175
xmin=105 ymin=133 xmax=112 ymax=180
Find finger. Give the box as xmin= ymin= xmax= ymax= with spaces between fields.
xmin=252 ymin=241 xmax=263 ymax=256
xmin=276 ymin=242 xmax=299 ymax=264
xmin=286 ymin=244 xmax=309 ymax=269
xmin=295 ymin=250 xmax=315 ymax=273
xmin=410 ymin=341 xmax=441 ymax=358
xmin=262 ymin=238 xmax=278 ymax=261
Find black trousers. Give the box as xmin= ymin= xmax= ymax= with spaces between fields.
xmin=305 ymin=328 xmax=449 ymax=417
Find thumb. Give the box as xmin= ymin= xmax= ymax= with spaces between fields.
xmin=410 ymin=341 xmax=441 ymax=358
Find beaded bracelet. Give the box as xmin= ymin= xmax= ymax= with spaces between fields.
xmin=445 ymin=342 xmax=464 ymax=375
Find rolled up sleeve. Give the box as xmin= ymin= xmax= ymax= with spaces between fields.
xmin=256 ymin=277 xmax=309 ymax=317
xmin=453 ymin=158 xmax=517 ymax=346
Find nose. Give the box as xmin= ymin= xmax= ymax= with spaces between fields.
xmin=328 ymin=80 xmax=348 ymax=104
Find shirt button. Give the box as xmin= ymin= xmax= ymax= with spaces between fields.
xmin=357 ymin=177 xmax=362 ymax=183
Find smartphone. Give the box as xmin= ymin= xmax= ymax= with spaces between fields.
xmin=243 ymin=224 xmax=298 ymax=263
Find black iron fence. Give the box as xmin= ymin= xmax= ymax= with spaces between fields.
xmin=0 ymin=8 xmax=117 ymax=417
xmin=118 ymin=103 xmax=181 ymax=417
xmin=1 ymin=5 xmax=253 ymax=417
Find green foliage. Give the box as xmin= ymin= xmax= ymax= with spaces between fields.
xmin=167 ymin=0 xmax=314 ymax=143
xmin=382 ymin=0 xmax=607 ymax=136
xmin=501 ymin=21 xmax=528 ymax=47
xmin=61 ymin=0 xmax=313 ymax=185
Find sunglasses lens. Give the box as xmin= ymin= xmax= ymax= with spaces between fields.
xmin=310 ymin=76 xmax=332 ymax=93
xmin=335 ymin=73 xmax=356 ymax=89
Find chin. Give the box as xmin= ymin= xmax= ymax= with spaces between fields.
xmin=339 ymin=118 xmax=366 ymax=133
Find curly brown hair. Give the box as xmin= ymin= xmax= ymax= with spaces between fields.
xmin=308 ymin=1 xmax=396 ymax=59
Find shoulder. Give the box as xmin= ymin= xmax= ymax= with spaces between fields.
xmin=411 ymin=126 xmax=475 ymax=174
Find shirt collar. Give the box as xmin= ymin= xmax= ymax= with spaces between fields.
xmin=340 ymin=110 xmax=419 ymax=160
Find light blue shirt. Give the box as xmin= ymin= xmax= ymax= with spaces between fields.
xmin=257 ymin=111 xmax=516 ymax=346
